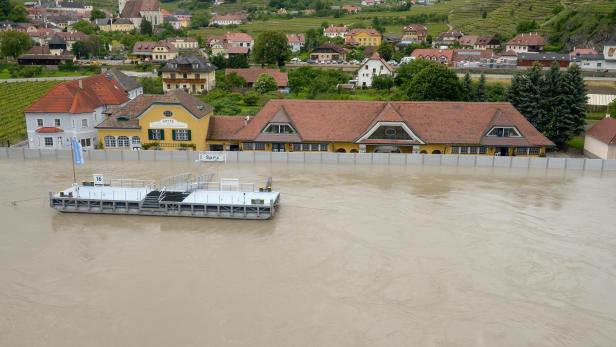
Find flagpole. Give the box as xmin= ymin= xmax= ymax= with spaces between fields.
xmin=71 ymin=139 xmax=76 ymax=184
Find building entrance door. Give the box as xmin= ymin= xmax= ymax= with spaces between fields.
xmin=498 ymin=147 xmax=509 ymax=156
xmin=272 ymin=143 xmax=285 ymax=152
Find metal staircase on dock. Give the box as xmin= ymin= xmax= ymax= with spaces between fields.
xmin=141 ymin=191 xmax=162 ymax=209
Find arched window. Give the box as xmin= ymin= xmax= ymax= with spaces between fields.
xmin=104 ymin=135 xmax=116 ymax=147
xmin=336 ymin=148 xmax=347 ymax=153
xmin=131 ymin=136 xmax=140 ymax=145
xmin=432 ymin=150 xmax=441 ymax=154
xmin=118 ymin=136 xmax=129 ymax=147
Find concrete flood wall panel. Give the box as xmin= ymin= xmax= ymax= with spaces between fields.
xmin=2 ymin=148 xmax=616 ymax=172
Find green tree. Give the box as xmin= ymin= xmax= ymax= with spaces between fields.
xmin=217 ymin=71 xmax=247 ymax=90
xmin=243 ymin=91 xmax=260 ymax=106
xmin=0 ymin=31 xmax=32 ymax=58
xmin=304 ymin=28 xmax=322 ymax=52
xmin=516 ymin=20 xmax=538 ymax=34
xmin=72 ymin=20 xmax=96 ymax=34
xmin=394 ymin=59 xmax=433 ymax=86
xmin=254 ymin=74 xmax=278 ymax=94
xmin=1 ymin=0 xmax=26 ymax=22
xmin=377 ymin=41 xmax=394 ymax=61
xmin=508 ymin=63 xmax=545 ymax=128
xmin=509 ymin=62 xmax=586 ymax=146
xmin=462 ymin=72 xmax=474 ymax=101
xmin=90 ymin=8 xmax=105 ymax=20
xmin=372 ymin=74 xmax=394 ymax=91
xmin=252 ymin=30 xmax=291 ymax=67
xmin=475 ymin=73 xmax=486 ymax=101
xmin=138 ymin=77 xmax=163 ymax=94
xmin=406 ymin=61 xmax=463 ymax=101
xmin=140 ymin=18 xmax=153 ymax=36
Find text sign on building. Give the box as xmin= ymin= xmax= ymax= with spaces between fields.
xmin=93 ymin=174 xmax=104 ymax=185
xmin=149 ymin=118 xmax=188 ymax=129
xmin=198 ymin=152 xmax=226 ymax=162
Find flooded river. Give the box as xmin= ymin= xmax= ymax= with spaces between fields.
xmin=1 ymin=160 xmax=616 ymax=346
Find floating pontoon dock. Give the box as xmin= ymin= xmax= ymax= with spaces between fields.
xmin=49 ymin=174 xmax=280 ymax=220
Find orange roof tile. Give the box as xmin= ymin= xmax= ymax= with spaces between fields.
xmin=211 ymin=100 xmax=554 ymax=147
xmin=225 ymin=68 xmax=288 ymax=87
xmin=25 ymin=74 xmax=129 ymax=114
xmin=586 ymin=117 xmax=616 ymax=144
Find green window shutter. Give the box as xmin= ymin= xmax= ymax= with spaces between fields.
xmin=159 ymin=129 xmax=165 ymax=140
xmin=148 ymin=129 xmax=153 ymax=140
xmin=172 ymin=129 xmax=177 ymax=141
xmin=187 ymin=130 xmax=192 ymax=141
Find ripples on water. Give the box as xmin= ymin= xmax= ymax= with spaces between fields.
xmin=0 ymin=160 xmax=615 ymax=346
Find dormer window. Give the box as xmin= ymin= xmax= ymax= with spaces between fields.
xmin=487 ymin=126 xmax=522 ymax=137
xmin=262 ymin=123 xmax=296 ymax=134
xmin=368 ymin=125 xmax=413 ymax=140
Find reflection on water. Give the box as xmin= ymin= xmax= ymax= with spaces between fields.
xmin=0 ymin=160 xmax=615 ymax=347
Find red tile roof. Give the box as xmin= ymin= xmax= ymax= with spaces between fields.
xmin=507 ymin=32 xmax=546 ymax=47
xmin=208 ymin=116 xmax=247 ymax=140
xmin=26 ymin=74 xmax=129 ymax=114
xmin=225 ymin=68 xmax=288 ymax=87
xmin=210 ymin=100 xmax=554 ymax=147
xmin=224 ymin=32 xmax=253 ymax=42
xmin=286 ymin=33 xmax=305 ymax=44
xmin=403 ymin=24 xmax=427 ymax=33
xmin=411 ymin=48 xmax=455 ymax=62
xmin=586 ymin=117 xmax=616 ymax=145
xmin=324 ymin=25 xmax=348 ymax=33
xmin=347 ymin=28 xmax=380 ymax=36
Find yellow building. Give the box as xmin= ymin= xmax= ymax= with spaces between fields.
xmin=205 ymin=100 xmax=554 ymax=156
xmin=345 ymin=28 xmax=382 ymax=47
xmin=95 ymin=90 xmax=212 ymax=151
xmin=97 ymin=18 xmax=135 ymax=32
xmin=152 ymin=43 xmax=179 ymax=62
xmin=160 ymin=55 xmax=217 ymax=94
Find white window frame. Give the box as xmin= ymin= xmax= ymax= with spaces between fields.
xmin=54 ymin=118 xmax=61 ymax=127
xmin=81 ymin=119 xmax=88 ymax=128
xmin=357 ymin=121 xmax=424 ymax=144
xmin=36 ymin=119 xmax=43 ymax=127
xmin=132 ymin=136 xmax=141 ymax=145
xmin=104 ymin=135 xmax=116 ymax=147
xmin=117 ymin=136 xmax=130 ymax=147
xmin=486 ymin=126 xmax=522 ymax=138
xmin=175 ymin=129 xmax=189 ymax=141
xmin=262 ymin=123 xmax=297 ymax=134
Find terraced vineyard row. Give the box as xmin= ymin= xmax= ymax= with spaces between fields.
xmin=0 ymin=81 xmax=60 ymax=145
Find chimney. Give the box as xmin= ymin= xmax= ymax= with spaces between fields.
xmin=244 ymin=116 xmax=250 ymax=126
xmin=78 ymin=79 xmax=83 ymax=89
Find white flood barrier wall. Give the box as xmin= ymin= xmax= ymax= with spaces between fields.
xmin=2 ymin=148 xmax=616 ymax=173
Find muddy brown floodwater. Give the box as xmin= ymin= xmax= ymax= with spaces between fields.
xmin=0 ymin=160 xmax=616 ymax=346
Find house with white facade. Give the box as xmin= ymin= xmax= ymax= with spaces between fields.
xmin=506 ymin=32 xmax=546 ymax=54
xmin=584 ymin=116 xmax=616 ymax=159
xmin=24 ymin=74 xmax=131 ymax=150
xmin=323 ymin=25 xmax=348 ymax=38
xmin=287 ymin=33 xmax=305 ymax=53
xmin=356 ymin=52 xmax=395 ymax=88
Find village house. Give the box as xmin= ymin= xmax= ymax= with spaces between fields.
xmin=96 ymin=90 xmax=213 ymax=151
xmin=345 ymin=28 xmax=382 ymax=47
xmin=506 ymin=32 xmax=546 ymax=53
xmin=435 ymin=30 xmax=464 ymax=47
xmin=225 ymin=68 xmax=289 ymax=92
xmin=94 ymin=18 xmax=135 ymax=32
xmin=209 ymin=12 xmax=247 ymax=26
xmin=209 ymin=32 xmax=253 ymax=58
xmin=342 ymin=5 xmax=361 ymax=13
xmin=24 ymin=74 xmax=132 ymax=150
xmin=584 ymin=116 xmax=616 ymax=159
xmin=52 ymin=31 xmax=89 ymax=51
xmin=165 ymin=37 xmax=199 ymax=50
xmin=17 ymin=45 xmax=74 ymax=65
xmin=356 ymin=52 xmax=395 ymax=88
xmin=309 ymin=43 xmax=346 ymax=62
xmin=106 ymin=68 xmax=144 ymax=100
xmin=401 ymin=24 xmax=427 ymax=44
xmin=287 ymin=33 xmax=305 ymax=53
xmin=410 ymin=48 xmax=455 ymax=66
xmin=171 ymin=10 xmax=191 ymax=28
xmin=119 ymin=0 xmax=164 ymax=27
xmin=459 ymin=35 xmax=500 ymax=50
xmin=205 ymin=100 xmax=554 ymax=155
xmin=517 ymin=52 xmax=570 ymax=68
xmin=600 ymin=32 xmax=616 ymax=71
xmin=452 ymin=49 xmax=495 ymax=68
xmin=361 ymin=0 xmax=385 ymax=5
xmin=160 ymin=55 xmax=217 ymax=94
xmin=323 ymin=24 xmax=348 ymax=38
xmin=130 ymin=41 xmax=178 ymax=63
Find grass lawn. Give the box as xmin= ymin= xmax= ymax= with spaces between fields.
xmin=566 ymin=136 xmax=584 ymax=151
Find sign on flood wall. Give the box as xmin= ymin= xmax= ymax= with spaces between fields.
xmin=1 ymin=148 xmax=616 ymax=173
